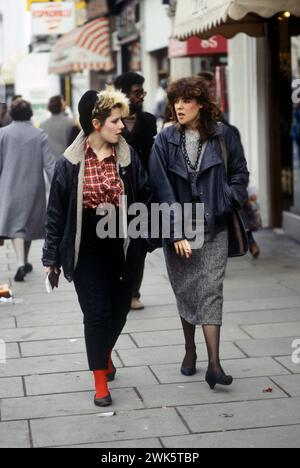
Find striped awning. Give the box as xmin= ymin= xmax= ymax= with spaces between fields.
xmin=49 ymin=17 xmax=114 ymax=74
xmin=174 ymin=0 xmax=300 ymax=40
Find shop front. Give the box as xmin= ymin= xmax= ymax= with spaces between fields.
xmin=169 ymin=34 xmax=228 ymax=116
xmin=116 ymin=0 xmax=142 ymax=73
xmin=174 ymin=0 xmax=300 ymax=239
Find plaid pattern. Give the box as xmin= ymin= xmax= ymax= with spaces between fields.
xmin=83 ymin=142 xmax=123 ymax=209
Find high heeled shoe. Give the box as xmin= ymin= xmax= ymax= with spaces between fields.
xmin=181 ymin=356 xmax=197 ymax=377
xmin=205 ymin=369 xmax=233 ymax=390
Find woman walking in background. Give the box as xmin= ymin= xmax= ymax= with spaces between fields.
xmin=0 ymin=99 xmax=55 ymax=282
xmin=149 ymin=77 xmax=249 ymax=390
xmin=42 ymin=87 xmax=152 ymax=407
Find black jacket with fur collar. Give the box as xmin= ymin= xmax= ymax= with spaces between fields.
xmin=42 ymin=131 xmax=153 ymax=282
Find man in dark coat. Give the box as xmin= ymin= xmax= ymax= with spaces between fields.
xmin=114 ymin=72 xmax=157 ymax=310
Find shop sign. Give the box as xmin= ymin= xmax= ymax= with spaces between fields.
xmin=169 ymin=35 xmax=228 ymax=58
xmin=87 ymin=0 xmax=109 ymax=20
xmin=117 ymin=0 xmax=139 ymax=43
xmin=31 ymin=2 xmax=75 ymax=36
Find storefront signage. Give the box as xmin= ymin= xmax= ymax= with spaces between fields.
xmin=31 ymin=2 xmax=75 ymax=36
xmin=87 ymin=0 xmax=109 ymax=20
xmin=117 ymin=0 xmax=139 ymax=43
xmin=169 ymin=35 xmax=228 ymax=58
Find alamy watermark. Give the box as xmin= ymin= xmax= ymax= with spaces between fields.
xmin=292 ymin=339 xmax=300 ymax=365
xmin=0 ymin=340 xmax=6 ymax=364
xmin=95 ymin=197 xmax=206 ymax=250
xmin=292 ymin=79 xmax=300 ymax=104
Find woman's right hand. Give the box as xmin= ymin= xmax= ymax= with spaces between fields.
xmin=44 ymin=266 xmax=60 ymax=275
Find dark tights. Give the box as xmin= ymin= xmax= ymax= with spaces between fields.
xmin=180 ymin=318 xmax=222 ymax=372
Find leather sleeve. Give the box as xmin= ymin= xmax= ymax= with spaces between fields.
xmin=42 ymin=157 xmax=70 ymax=267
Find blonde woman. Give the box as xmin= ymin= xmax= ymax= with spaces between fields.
xmin=42 ymin=87 xmax=152 ymax=407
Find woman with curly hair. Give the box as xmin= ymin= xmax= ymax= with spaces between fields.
xmin=42 ymin=87 xmax=152 ymax=407
xmin=149 ymin=76 xmax=249 ymax=390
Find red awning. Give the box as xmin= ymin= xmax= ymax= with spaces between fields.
xmin=49 ymin=18 xmax=114 ymax=74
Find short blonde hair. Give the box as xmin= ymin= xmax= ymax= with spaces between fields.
xmin=92 ymin=85 xmax=129 ymax=123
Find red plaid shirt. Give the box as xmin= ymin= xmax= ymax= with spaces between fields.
xmin=83 ymin=142 xmax=123 ymax=209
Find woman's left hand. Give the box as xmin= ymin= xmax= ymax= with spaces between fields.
xmin=174 ymin=240 xmax=193 ymax=258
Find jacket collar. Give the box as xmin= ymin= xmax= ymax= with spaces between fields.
xmin=64 ymin=130 xmax=131 ymax=167
xmin=165 ymin=124 xmax=223 ymax=180
xmin=165 ymin=123 xmax=223 ymax=146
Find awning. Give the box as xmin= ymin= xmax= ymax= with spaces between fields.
xmin=49 ymin=17 xmax=114 ymax=74
xmin=174 ymin=0 xmax=300 ymax=40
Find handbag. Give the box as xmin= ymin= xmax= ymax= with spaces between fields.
xmin=219 ymin=135 xmax=249 ymax=258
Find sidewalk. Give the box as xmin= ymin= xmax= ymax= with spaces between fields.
xmin=0 ymin=230 xmax=300 ymax=448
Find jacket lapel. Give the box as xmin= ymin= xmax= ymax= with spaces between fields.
xmin=166 ymin=125 xmax=223 ymax=181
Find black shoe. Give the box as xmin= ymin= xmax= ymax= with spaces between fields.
xmin=24 ymin=263 xmax=33 ymax=274
xmin=181 ymin=356 xmax=197 ymax=377
xmin=14 ymin=266 xmax=26 ymax=282
xmin=94 ymin=393 xmax=112 ymax=407
xmin=205 ymin=369 xmax=233 ymax=390
xmin=107 ymin=367 xmax=116 ymax=382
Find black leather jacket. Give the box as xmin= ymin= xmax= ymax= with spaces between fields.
xmin=149 ymin=123 xmax=249 ymax=243
xmin=42 ymin=135 xmax=153 ymax=282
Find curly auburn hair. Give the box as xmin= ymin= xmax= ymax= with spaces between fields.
xmin=167 ymin=76 xmax=221 ymax=139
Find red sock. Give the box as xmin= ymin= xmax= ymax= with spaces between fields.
xmin=106 ymin=352 xmax=114 ymax=375
xmin=93 ymin=370 xmax=109 ymax=399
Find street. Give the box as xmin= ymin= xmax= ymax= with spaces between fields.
xmin=0 ymin=230 xmax=300 ymax=448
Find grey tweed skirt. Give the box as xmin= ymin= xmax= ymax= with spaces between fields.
xmin=163 ymin=230 xmax=228 ymax=326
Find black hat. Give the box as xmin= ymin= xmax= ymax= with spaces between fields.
xmin=78 ymin=90 xmax=98 ymax=135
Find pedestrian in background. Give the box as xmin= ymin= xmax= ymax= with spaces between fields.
xmin=41 ymin=95 xmax=76 ymax=159
xmin=0 ymin=99 xmax=55 ymax=282
xmin=114 ymin=72 xmax=157 ymax=311
xmin=149 ymin=77 xmax=249 ymax=390
xmin=42 ymin=87 xmax=153 ymax=407
xmin=0 ymin=103 xmax=12 ymax=128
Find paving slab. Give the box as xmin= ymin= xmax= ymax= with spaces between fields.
xmin=131 ymin=326 xmax=250 ymax=348
xmin=274 ymin=357 xmax=300 ymax=374
xmin=1 ymin=388 xmax=144 ymax=421
xmin=224 ymin=309 xmax=300 ymax=326
xmin=161 ymin=425 xmax=300 ymax=448
xmin=223 ymin=285 xmax=293 ymax=301
xmin=5 ymin=343 xmax=21 ymax=359
xmin=0 ymin=377 xmax=24 ymax=398
xmin=25 ymin=367 xmax=159 ymax=396
xmin=16 ymin=312 xmax=82 ymax=328
xmin=150 ymin=357 xmax=289 ymax=384
xmin=127 ymin=305 xmax=177 ymax=321
xmin=0 ymin=324 xmax=84 ymax=343
xmin=124 ymin=317 xmax=181 ymax=334
xmin=118 ymin=343 xmax=245 ymax=367
xmin=241 ymin=322 xmax=300 ymax=339
xmin=235 ymin=337 xmax=297 ymax=357
xmin=176 ymin=398 xmax=300 ymax=433
xmin=63 ymin=438 xmax=163 ymax=449
xmin=0 ymin=353 xmax=91 ymax=377
xmin=30 ymin=408 xmax=189 ymax=448
xmin=137 ymin=378 xmax=287 ymax=408
xmin=0 ymin=421 xmax=31 ymax=448
xmin=223 ymin=297 xmax=300 ymax=313
xmin=0 ymin=317 xmax=16 ymax=329
xmin=271 ymin=375 xmax=300 ymax=397
xmin=20 ymin=335 xmax=136 ymax=358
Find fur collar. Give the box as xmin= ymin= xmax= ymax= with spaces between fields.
xmin=64 ymin=130 xmax=131 ymax=167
